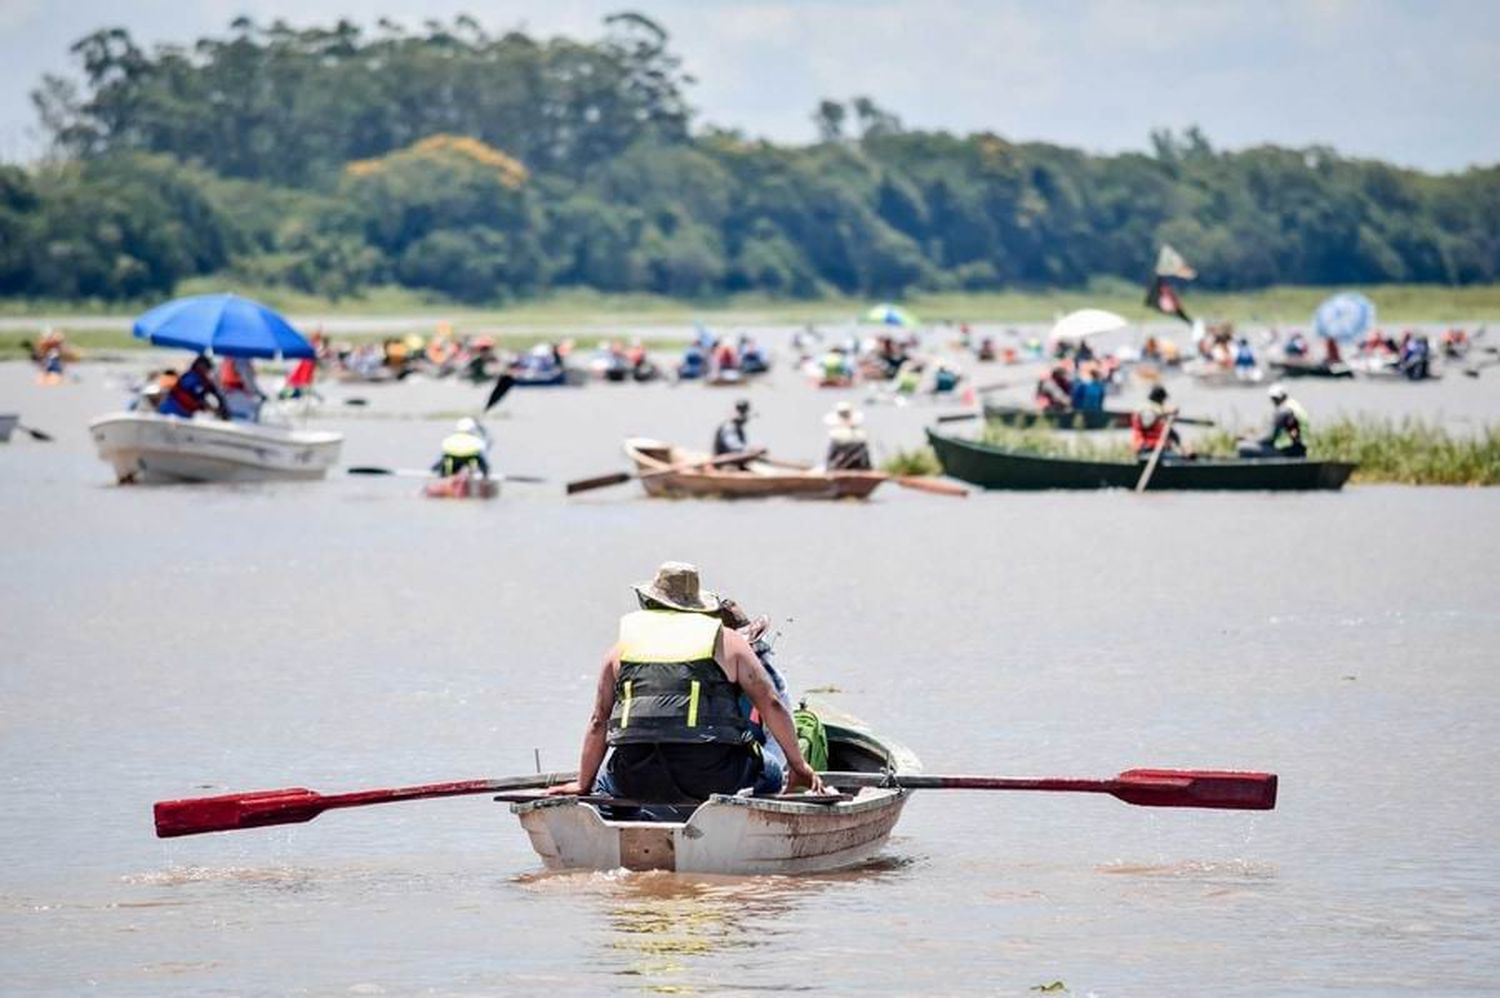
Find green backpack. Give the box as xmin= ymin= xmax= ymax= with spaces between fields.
xmin=794 ymin=706 xmax=829 ymax=772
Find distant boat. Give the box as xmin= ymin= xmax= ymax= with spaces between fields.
xmin=90 ymin=413 xmax=342 ymax=484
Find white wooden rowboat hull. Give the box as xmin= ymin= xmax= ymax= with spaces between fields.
xmin=510 ymin=716 xmax=920 ymax=875
xmin=89 ymin=412 xmax=343 ymax=484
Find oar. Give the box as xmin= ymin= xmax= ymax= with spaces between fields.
xmin=15 ymin=423 xmax=54 ymax=442
xmin=889 ymin=475 xmax=968 ymax=497
xmin=566 ymin=447 xmax=767 ymax=495
xmin=1134 ymin=411 xmax=1176 ymax=493
xmin=935 ymin=411 xmax=981 ymax=423
xmin=153 ymin=771 xmax=578 ymax=838
xmin=484 ymin=373 xmax=516 ymax=412
xmin=822 ymin=768 xmax=1277 ymax=810
xmin=347 ymin=466 xmax=547 ymax=484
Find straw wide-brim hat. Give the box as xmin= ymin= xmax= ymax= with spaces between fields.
xmin=634 ymin=561 xmax=721 ymax=613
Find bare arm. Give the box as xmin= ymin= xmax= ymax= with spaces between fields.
xmin=720 ymin=628 xmax=825 ymax=794
xmin=547 ymin=649 xmax=617 ymax=795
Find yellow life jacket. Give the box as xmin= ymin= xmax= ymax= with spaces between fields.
xmin=608 ymin=610 xmax=754 ymax=747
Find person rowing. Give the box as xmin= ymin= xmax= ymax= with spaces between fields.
xmin=433 ymin=417 xmax=491 ymax=478
xmin=712 ymin=399 xmax=754 ymax=464
xmin=824 ymin=400 xmax=872 ymax=469
xmin=1130 ymin=384 xmax=1189 ymax=459
xmin=547 ymin=562 xmax=825 ymax=803
xmin=1237 ymin=384 xmax=1310 ymax=459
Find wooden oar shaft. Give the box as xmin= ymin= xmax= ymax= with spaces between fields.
xmin=821 ymin=768 xmax=1277 ymax=810
xmin=566 ymin=447 xmax=768 ymax=495
xmin=153 ymin=771 xmax=577 ymax=838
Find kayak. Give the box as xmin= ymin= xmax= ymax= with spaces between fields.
xmin=89 ymin=412 xmax=343 ymax=484
xmin=423 ymin=472 xmax=499 ymax=499
xmin=625 ymin=438 xmax=888 ymax=500
xmin=927 ymin=429 xmax=1356 ymax=491
xmin=506 ymin=713 xmax=920 ymax=875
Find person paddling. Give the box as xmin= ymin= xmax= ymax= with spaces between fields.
xmin=547 ymin=562 xmax=825 ymax=803
xmin=1237 ymin=384 xmax=1310 ymax=459
xmin=1130 ymin=384 xmax=1187 ymax=459
xmin=712 ymin=399 xmax=753 ymax=458
xmin=434 ymin=417 xmax=491 ymax=478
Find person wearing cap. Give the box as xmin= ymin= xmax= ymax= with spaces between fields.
xmin=1237 ymin=385 xmax=1310 ymax=459
xmin=824 ymin=401 xmax=872 ymax=470
xmin=712 ymin=399 xmax=753 ymax=458
xmin=1130 ymin=384 xmax=1186 ymax=458
xmin=547 ymin=562 xmax=826 ymax=803
xmin=433 ymin=417 xmax=490 ymax=478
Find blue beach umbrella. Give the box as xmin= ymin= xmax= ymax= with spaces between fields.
xmin=132 ymin=293 xmax=316 ymax=359
xmin=864 ymin=303 xmax=920 ymax=328
xmin=1313 ymin=291 xmax=1376 ymax=343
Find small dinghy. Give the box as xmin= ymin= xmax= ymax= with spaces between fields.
xmin=505 ymin=715 xmax=920 ymax=875
xmin=423 ymin=470 xmax=499 ymax=499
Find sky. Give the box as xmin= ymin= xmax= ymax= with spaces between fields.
xmin=1 ymin=0 xmax=1497 ymax=173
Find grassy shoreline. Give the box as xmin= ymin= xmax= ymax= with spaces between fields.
xmin=2 ymin=280 xmax=1498 ymax=329
xmin=887 ymin=417 xmax=1500 ymax=486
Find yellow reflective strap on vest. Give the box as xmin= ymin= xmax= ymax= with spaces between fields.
xmin=617 ymin=610 xmax=721 ymax=663
xmin=687 ymin=679 xmax=700 ymax=727
xmin=620 ymin=680 xmax=633 ymax=728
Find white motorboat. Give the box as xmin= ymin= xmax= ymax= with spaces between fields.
xmin=89 ymin=412 xmax=343 ymax=483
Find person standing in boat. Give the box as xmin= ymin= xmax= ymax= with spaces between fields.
xmin=712 ymin=399 xmax=753 ymax=458
xmin=548 ymin=562 xmax=824 ymax=803
xmin=824 ymin=401 xmax=872 ymax=470
xmin=1130 ymin=384 xmax=1186 ymax=459
xmin=157 ymin=355 xmax=229 ymax=420
xmin=1069 ymin=364 xmax=1107 ymax=412
xmin=1237 ymin=385 xmax=1310 ymax=459
xmin=433 ymin=417 xmax=491 ymax=478
xmin=217 ymin=356 xmax=266 ymax=421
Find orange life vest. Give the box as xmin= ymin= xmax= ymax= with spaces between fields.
xmin=1130 ymin=407 xmax=1168 ymax=452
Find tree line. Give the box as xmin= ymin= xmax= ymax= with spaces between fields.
xmin=2 ymin=14 xmax=1497 ymax=303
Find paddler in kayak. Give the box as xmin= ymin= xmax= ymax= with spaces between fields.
xmin=157 ymin=355 xmax=229 ymax=420
xmin=548 ymin=562 xmax=825 ymax=802
xmin=824 ymin=400 xmax=872 ymax=469
xmin=1130 ymin=384 xmax=1189 ymax=459
xmin=1236 ymin=384 xmax=1310 ymax=459
xmin=433 ymin=417 xmax=491 ymax=478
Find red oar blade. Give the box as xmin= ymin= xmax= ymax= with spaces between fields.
xmin=1114 ymin=769 xmax=1278 ymax=810
xmin=154 ymin=788 xmax=327 ymax=838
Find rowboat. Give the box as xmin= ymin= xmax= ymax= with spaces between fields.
xmin=927 ymin=429 xmax=1356 ymax=491
xmin=506 ymin=714 xmax=920 ymax=875
xmin=625 ymin=437 xmax=888 ymax=499
xmin=0 ymin=413 xmax=16 ymax=442
xmin=89 ymin=412 xmax=343 ymax=484
xmin=423 ymin=472 xmax=499 ymax=499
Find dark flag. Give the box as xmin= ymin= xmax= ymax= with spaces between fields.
xmin=1145 ymin=275 xmax=1192 ymax=325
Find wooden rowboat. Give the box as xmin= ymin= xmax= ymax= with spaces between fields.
xmin=625 ymin=437 xmax=887 ymax=499
xmin=506 ymin=714 xmax=920 ymax=875
xmin=927 ymin=429 xmax=1356 ymax=491
xmin=423 ymin=472 xmax=499 ymax=499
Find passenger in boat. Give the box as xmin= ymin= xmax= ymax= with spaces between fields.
xmin=712 ymin=399 xmax=753 ymax=458
xmin=434 ymin=417 xmax=491 ymax=478
xmin=931 ymin=362 xmax=961 ymax=395
xmin=824 ymin=401 xmax=872 ymax=470
xmin=1035 ymin=365 xmax=1072 ymax=412
xmin=1237 ymin=384 xmax=1310 ymax=459
xmin=1399 ymin=335 xmax=1432 ymax=381
xmin=820 ymin=346 xmax=854 ymax=384
xmin=218 ymin=356 xmax=266 ymax=421
xmin=1130 ymin=384 xmax=1186 ymax=459
xmin=157 ymin=355 xmax=229 ymax=420
xmin=1070 ymin=364 xmax=1107 ymax=412
xmin=547 ymin=562 xmax=825 ymax=803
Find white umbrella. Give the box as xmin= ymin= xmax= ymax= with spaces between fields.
xmin=1048 ymin=308 xmax=1129 ymax=343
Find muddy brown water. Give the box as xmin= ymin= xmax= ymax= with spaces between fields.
xmin=2 ymin=338 xmax=1498 ymax=994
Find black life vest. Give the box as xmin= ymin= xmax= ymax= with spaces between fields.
xmin=607 ymin=610 xmax=755 ymax=747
